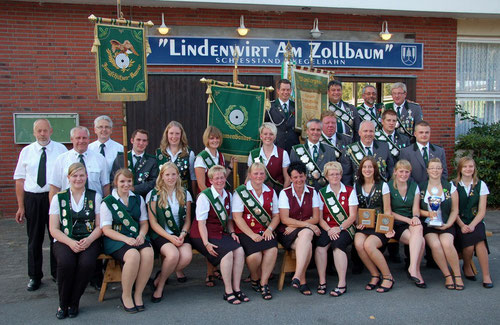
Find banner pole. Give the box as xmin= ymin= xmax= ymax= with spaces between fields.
xmin=122 ymin=102 xmax=128 ymax=168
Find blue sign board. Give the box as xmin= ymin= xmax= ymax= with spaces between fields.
xmin=147 ymin=37 xmax=423 ymax=69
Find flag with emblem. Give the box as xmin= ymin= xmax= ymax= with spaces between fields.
xmin=293 ymin=66 xmax=334 ymax=135
xmin=91 ymin=22 xmax=150 ymax=101
xmin=202 ymin=79 xmax=271 ymax=160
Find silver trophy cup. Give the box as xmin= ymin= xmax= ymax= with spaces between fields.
xmin=427 ymin=195 xmax=444 ymax=227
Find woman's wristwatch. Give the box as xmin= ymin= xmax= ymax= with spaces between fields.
xmin=339 ymin=225 xmax=344 ymax=231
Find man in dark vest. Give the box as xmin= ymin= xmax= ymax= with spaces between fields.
xmin=111 ymin=129 xmax=159 ymax=198
xmin=265 ymin=79 xmax=300 ymax=153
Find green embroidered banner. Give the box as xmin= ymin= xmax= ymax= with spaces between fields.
xmin=293 ymin=68 xmax=333 ymax=133
xmin=92 ymin=23 xmax=148 ymax=101
xmin=205 ymin=82 xmax=267 ymax=160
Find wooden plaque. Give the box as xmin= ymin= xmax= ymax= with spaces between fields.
xmin=375 ymin=214 xmax=394 ymax=234
xmin=358 ymin=208 xmax=376 ymax=228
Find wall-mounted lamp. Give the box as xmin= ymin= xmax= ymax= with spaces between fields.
xmin=379 ymin=21 xmax=392 ymax=41
xmin=237 ymin=15 xmax=249 ymax=36
xmin=158 ymin=13 xmax=170 ymax=35
xmin=310 ymin=18 xmax=322 ymax=39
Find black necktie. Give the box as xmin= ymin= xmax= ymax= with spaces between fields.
xmin=312 ymin=144 xmax=318 ymax=162
xmin=366 ymin=146 xmax=373 ymax=156
xmin=134 ymin=155 xmax=141 ymax=169
xmin=37 ymin=147 xmax=47 ymax=188
xmin=78 ymin=154 xmax=88 ymax=188
xmin=396 ymin=106 xmax=401 ymax=118
xmin=423 ymin=147 xmax=429 ymax=166
xmin=283 ymin=103 xmax=289 ymax=119
xmin=99 ymin=143 xmax=105 ymax=157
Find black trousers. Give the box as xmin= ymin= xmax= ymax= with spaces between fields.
xmin=53 ymin=240 xmax=100 ymax=309
xmin=24 ymin=191 xmax=56 ymax=280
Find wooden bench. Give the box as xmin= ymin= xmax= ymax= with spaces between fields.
xmin=277 ymin=247 xmax=296 ymax=291
xmin=97 ymin=254 xmax=122 ymax=302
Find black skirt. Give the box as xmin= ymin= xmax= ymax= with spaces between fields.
xmin=190 ymin=234 xmax=241 ymax=266
xmin=421 ymin=218 xmax=456 ymax=236
xmin=356 ymin=227 xmax=389 ymax=247
xmin=151 ymin=234 xmax=191 ymax=251
xmin=111 ymin=242 xmax=152 ymax=262
xmin=315 ymin=229 xmax=353 ymax=253
xmin=394 ymin=222 xmax=410 ymax=241
xmin=455 ymin=222 xmax=489 ymax=252
xmin=277 ymin=227 xmax=313 ymax=250
xmin=237 ymin=233 xmax=278 ymax=256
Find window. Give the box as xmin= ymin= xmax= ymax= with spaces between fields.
xmin=456 ymin=39 xmax=500 ymax=138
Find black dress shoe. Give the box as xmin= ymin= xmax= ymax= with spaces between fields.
xmin=56 ymin=307 xmax=68 ymax=320
xmin=136 ymin=304 xmax=145 ymax=312
xmin=68 ymin=306 xmax=79 ymax=318
xmin=27 ymin=278 xmax=41 ymax=291
xmin=120 ymin=298 xmax=138 ymax=314
xmin=483 ymin=282 xmax=494 ymax=289
xmin=151 ymin=293 xmax=163 ymax=303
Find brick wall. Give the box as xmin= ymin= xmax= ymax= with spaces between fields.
xmin=0 ymin=1 xmax=457 ymax=217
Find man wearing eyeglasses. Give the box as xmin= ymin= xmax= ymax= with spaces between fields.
xmin=89 ymin=115 xmax=124 ymax=172
xmin=385 ymin=83 xmax=423 ymax=141
xmin=399 ymin=120 xmax=447 ymax=184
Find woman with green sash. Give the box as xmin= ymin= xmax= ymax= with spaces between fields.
xmin=419 ymin=158 xmax=463 ymax=290
xmin=389 ymin=160 xmax=426 ymax=288
xmin=156 ymin=121 xmax=197 ymax=196
xmin=315 ymin=162 xmax=358 ymax=297
xmin=101 ymin=168 xmax=154 ymax=313
xmin=194 ymin=126 xmax=236 ymax=286
xmin=49 ymin=163 xmax=102 ymax=319
xmin=148 ymin=162 xmax=193 ymax=302
xmin=454 ymin=157 xmax=492 ymax=288
xmin=353 ymin=157 xmax=394 ymax=293
xmin=233 ymin=162 xmax=280 ymax=300
xmin=246 ymin=123 xmax=291 ymax=192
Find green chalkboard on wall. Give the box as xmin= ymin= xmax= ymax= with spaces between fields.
xmin=13 ymin=113 xmax=79 ymax=144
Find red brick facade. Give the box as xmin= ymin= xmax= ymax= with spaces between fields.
xmin=0 ymin=1 xmax=457 ymax=217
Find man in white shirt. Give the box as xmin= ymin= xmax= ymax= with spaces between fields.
xmin=399 ymin=120 xmax=448 ymax=184
xmin=13 ymin=119 xmax=67 ymax=291
xmin=49 ymin=126 xmax=110 ymax=203
xmin=88 ymin=115 xmax=123 ymax=173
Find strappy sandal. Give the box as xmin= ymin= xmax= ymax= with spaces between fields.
xmin=291 ymin=277 xmax=300 ymax=289
xmin=444 ymin=274 xmax=455 ymax=290
xmin=234 ymin=291 xmax=250 ymax=302
xmin=299 ymin=283 xmax=312 ymax=296
xmin=223 ymin=292 xmax=241 ymax=305
xmin=205 ymin=275 xmax=216 ymax=287
xmin=365 ymin=275 xmax=380 ymax=291
xmin=250 ymin=279 xmax=261 ymax=292
xmin=213 ymin=269 xmax=223 ymax=280
xmin=330 ymin=286 xmax=347 ymax=297
xmin=317 ymin=283 xmax=327 ymax=295
xmin=376 ymin=277 xmax=394 ymax=293
xmin=454 ymin=276 xmax=465 ymax=291
xmin=261 ymin=284 xmax=272 ymax=300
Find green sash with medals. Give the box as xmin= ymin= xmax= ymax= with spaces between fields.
xmin=235 ymin=185 xmax=272 ymax=228
xmin=250 ymin=148 xmax=283 ymax=188
xmin=202 ymin=188 xmax=229 ymax=232
xmin=346 ymin=142 xmax=388 ymax=182
xmin=148 ymin=189 xmax=186 ymax=237
xmin=374 ymin=129 xmax=402 ymax=157
xmin=127 ymin=151 xmax=148 ymax=185
xmin=357 ymin=105 xmax=383 ymax=129
xmin=320 ymin=133 xmax=343 ymax=159
xmin=319 ymin=187 xmax=355 ymax=239
xmin=384 ymin=103 xmax=414 ymax=137
xmin=156 ymin=148 xmax=191 ymax=190
xmin=198 ymin=150 xmax=231 ymax=189
xmin=330 ymin=102 xmax=354 ymax=134
xmin=292 ymin=144 xmax=325 ymax=185
xmin=103 ymin=195 xmax=140 ymax=236
xmin=58 ymin=190 xmax=96 ymax=239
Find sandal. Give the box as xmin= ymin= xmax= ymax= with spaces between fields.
xmin=234 ymin=291 xmax=250 ymax=302
xmin=376 ymin=277 xmax=394 ymax=293
xmin=250 ymin=279 xmax=261 ymax=292
xmin=261 ymin=284 xmax=272 ymax=300
xmin=291 ymin=277 xmax=300 ymax=289
xmin=444 ymin=275 xmax=455 ymax=290
xmin=365 ymin=275 xmax=380 ymax=291
xmin=205 ymin=275 xmax=216 ymax=287
xmin=317 ymin=283 xmax=327 ymax=295
xmin=330 ymin=286 xmax=347 ymax=297
xmin=213 ymin=269 xmax=223 ymax=280
xmin=454 ymin=276 xmax=465 ymax=291
xmin=223 ymin=292 xmax=241 ymax=305
xmin=299 ymin=283 xmax=312 ymax=296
